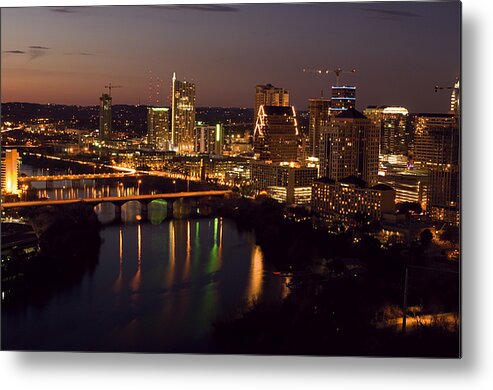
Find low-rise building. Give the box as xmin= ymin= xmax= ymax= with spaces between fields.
xmin=378 ymin=168 xmax=429 ymax=209
xmin=311 ymin=176 xmax=396 ymax=226
xmin=251 ymin=161 xmax=317 ymax=205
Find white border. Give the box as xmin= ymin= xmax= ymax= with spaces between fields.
xmin=2 ymin=0 xmax=493 ymax=389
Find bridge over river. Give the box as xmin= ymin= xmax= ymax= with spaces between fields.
xmin=1 ymin=190 xmax=232 ymax=222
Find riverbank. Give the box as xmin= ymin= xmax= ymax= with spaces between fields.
xmin=1 ymin=204 xmax=102 ymax=305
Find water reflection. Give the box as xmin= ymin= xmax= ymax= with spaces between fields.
xmin=114 ymin=227 xmax=124 ymax=293
xmin=167 ymin=220 xmax=176 ymax=289
xmin=208 ymin=218 xmax=222 ymax=274
xmin=2 ymin=218 xmax=286 ymax=352
xmin=35 ymin=182 xmax=140 ymax=201
xmin=122 ymin=201 xmax=142 ymax=223
xmin=130 ymin=224 xmax=142 ymax=292
xmin=148 ymin=200 xmax=168 ymax=225
xmin=95 ymin=202 xmax=116 ymax=224
xmin=246 ymin=245 xmax=264 ymax=307
xmin=184 ymin=221 xmax=191 ymax=281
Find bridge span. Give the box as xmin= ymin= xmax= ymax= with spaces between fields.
xmin=1 ymin=190 xmax=232 ymax=209
xmin=18 ymin=172 xmax=138 ymax=184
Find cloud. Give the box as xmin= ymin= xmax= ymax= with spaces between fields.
xmin=355 ymin=7 xmax=422 ymax=20
xmin=29 ymin=48 xmax=50 ymax=62
xmin=151 ymin=4 xmax=238 ymax=13
xmin=29 ymin=45 xmax=50 ymax=50
xmin=3 ymin=50 xmax=26 ymax=54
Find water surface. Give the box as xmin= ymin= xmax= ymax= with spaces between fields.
xmin=2 ymin=218 xmax=287 ymax=352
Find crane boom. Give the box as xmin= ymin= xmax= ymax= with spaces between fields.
xmin=104 ymin=83 xmax=123 ymax=97
xmin=303 ymin=67 xmax=356 ymax=86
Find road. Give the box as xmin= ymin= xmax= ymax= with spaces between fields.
xmin=18 ymin=172 xmax=135 ymax=183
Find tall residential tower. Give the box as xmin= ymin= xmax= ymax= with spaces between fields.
xmin=363 ymin=106 xmax=410 ymax=156
xmin=1 ymin=149 xmax=19 ymax=195
xmin=319 ymin=108 xmax=379 ymax=186
xmin=99 ymin=93 xmax=112 ymax=141
xmin=254 ymin=84 xmax=289 ymax=122
xmin=308 ymin=98 xmax=331 ymax=159
xmin=413 ymin=113 xmax=459 ymax=225
xmin=253 ymin=105 xmax=299 ymax=163
xmin=330 ymin=86 xmax=356 ymax=113
xmin=171 ymin=73 xmax=196 ymax=154
xmin=147 ymin=107 xmax=171 ymax=150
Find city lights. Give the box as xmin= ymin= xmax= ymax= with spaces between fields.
xmin=1 ymin=2 xmax=460 ymax=359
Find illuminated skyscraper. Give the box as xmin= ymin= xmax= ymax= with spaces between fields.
xmin=171 ymin=72 xmax=196 ymax=154
xmin=254 ymin=84 xmax=289 ymax=123
xmin=1 ymin=148 xmax=19 ymax=195
xmin=147 ymin=107 xmax=171 ymax=150
xmin=308 ymin=98 xmax=331 ymax=159
xmin=449 ymin=78 xmax=460 ymax=116
xmin=413 ymin=113 xmax=459 ymax=225
xmin=253 ymin=105 xmax=299 ymax=163
xmin=99 ymin=93 xmax=112 ymax=141
xmin=319 ymin=108 xmax=379 ymax=186
xmin=330 ymin=86 xmax=356 ymax=113
xmin=194 ymin=122 xmax=224 ymax=155
xmin=363 ymin=106 xmax=410 ymax=156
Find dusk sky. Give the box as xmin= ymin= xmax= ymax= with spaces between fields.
xmin=1 ymin=2 xmax=460 ymax=112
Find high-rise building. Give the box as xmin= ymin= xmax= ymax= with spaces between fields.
xmin=171 ymin=72 xmax=196 ymax=154
xmin=254 ymin=84 xmax=289 ymax=122
xmin=253 ymin=105 xmax=299 ymax=163
xmin=147 ymin=107 xmax=171 ymax=151
xmin=1 ymin=148 xmax=19 ymax=195
xmin=449 ymin=78 xmax=460 ymax=116
xmin=319 ymin=108 xmax=379 ymax=186
xmin=194 ymin=122 xmax=224 ymax=155
xmin=330 ymin=86 xmax=356 ymax=113
xmin=363 ymin=106 xmax=410 ymax=156
xmin=99 ymin=93 xmax=112 ymax=141
xmin=412 ymin=113 xmax=459 ymax=225
xmin=308 ymin=98 xmax=331 ymax=159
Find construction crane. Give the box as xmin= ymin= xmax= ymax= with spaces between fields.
xmin=104 ymin=83 xmax=123 ymax=97
xmin=435 ymin=78 xmax=460 ymax=114
xmin=303 ymin=67 xmax=356 ymax=86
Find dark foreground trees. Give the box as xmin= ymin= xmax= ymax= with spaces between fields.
xmin=211 ymin=196 xmax=460 ymax=357
xmin=1 ymin=204 xmax=102 ymax=305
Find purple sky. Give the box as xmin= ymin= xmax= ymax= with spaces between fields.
xmin=1 ymin=2 xmax=460 ymax=112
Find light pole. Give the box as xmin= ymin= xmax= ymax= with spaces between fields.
xmin=401 ymin=264 xmax=459 ymax=334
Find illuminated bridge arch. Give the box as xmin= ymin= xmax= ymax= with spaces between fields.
xmin=94 ymin=202 xmax=116 ymax=224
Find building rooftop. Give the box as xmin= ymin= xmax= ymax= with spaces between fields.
xmin=371 ymin=183 xmax=395 ymax=192
xmin=262 ymin=105 xmax=294 ymax=116
xmin=314 ymin=175 xmax=368 ymax=188
xmin=334 ymin=108 xmax=367 ymax=119
xmin=414 ymin=113 xmax=455 ymax=118
xmin=314 ymin=177 xmax=336 ymax=185
xmin=339 ymin=175 xmax=367 ymax=188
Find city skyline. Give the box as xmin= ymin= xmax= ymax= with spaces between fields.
xmin=1 ymin=2 xmax=460 ymax=112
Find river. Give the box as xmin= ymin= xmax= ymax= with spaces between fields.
xmin=1 ymin=217 xmax=289 ymax=352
